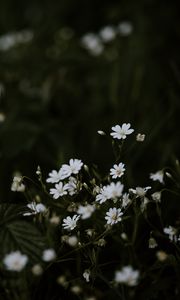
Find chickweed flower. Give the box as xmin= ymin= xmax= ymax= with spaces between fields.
xmin=105 ymin=207 xmax=123 ymax=225
xmin=107 ymin=182 xmax=124 ymax=199
xmin=11 ymin=175 xmax=25 ymax=192
xmin=136 ymin=133 xmax=145 ymax=142
xmin=62 ymin=215 xmax=80 ymax=230
xmin=110 ymin=123 xmax=134 ymax=140
xmin=99 ymin=26 xmax=116 ymax=42
xmin=77 ymin=204 xmax=95 ymax=219
xmin=122 ymin=193 xmax=131 ymax=208
xmin=150 ymin=170 xmax=164 ymax=184
xmin=66 ymin=176 xmax=78 ymax=195
xmin=151 ymin=191 xmax=161 ymax=202
xmin=81 ymin=33 xmax=104 ymax=56
xmin=4 ymin=251 xmax=28 ymax=271
xmin=115 ymin=266 xmax=139 ymax=286
xmin=164 ymin=226 xmax=177 ymax=242
xmin=83 ymin=269 xmax=91 ymax=282
xmin=60 ymin=159 xmax=83 ymax=180
xmin=46 ymin=170 xmax=62 ymax=183
xmin=31 ymin=264 xmax=43 ymax=276
xmin=95 ymin=186 xmax=110 ymax=204
xmin=23 ymin=202 xmax=46 ymax=216
xmin=42 ymin=249 xmax=56 ymax=262
xmin=110 ymin=162 xmax=125 ymax=178
xmin=50 ymin=182 xmax=69 ymax=199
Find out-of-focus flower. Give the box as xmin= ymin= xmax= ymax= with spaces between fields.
xmin=81 ymin=33 xmax=104 ymax=56
xmin=118 ymin=22 xmax=133 ymax=36
xmin=99 ymin=26 xmax=116 ymax=42
xmin=0 ymin=30 xmax=33 ymax=51
xmin=62 ymin=215 xmax=80 ymax=230
xmin=97 ymin=130 xmax=106 ymax=136
xmin=107 ymin=182 xmax=124 ymax=199
xmin=42 ymin=249 xmax=56 ymax=262
xmin=77 ymin=204 xmax=95 ymax=219
xmin=110 ymin=162 xmax=125 ymax=179
xmin=105 ymin=207 xmax=123 ymax=225
xmin=115 ymin=266 xmax=139 ymax=286
xmin=150 ymin=170 xmax=164 ymax=184
xmin=122 ymin=193 xmax=131 ymax=208
xmin=151 ymin=191 xmax=161 ymax=202
xmin=110 ymin=123 xmax=134 ymax=140
xmin=156 ymin=250 xmax=168 ymax=261
xmin=66 ymin=176 xmax=78 ymax=195
xmin=4 ymin=251 xmax=28 ymax=271
xmin=31 ymin=264 xmax=43 ymax=276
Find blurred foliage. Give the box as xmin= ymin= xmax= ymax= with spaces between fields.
xmin=0 ymin=0 xmax=180 ymax=201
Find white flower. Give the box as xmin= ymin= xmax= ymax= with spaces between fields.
xmin=62 ymin=215 xmax=80 ymax=230
xmin=136 ymin=133 xmax=145 ymax=142
xmin=46 ymin=170 xmax=62 ymax=183
xmin=95 ymin=186 xmax=110 ymax=204
xmin=110 ymin=162 xmax=125 ymax=178
xmin=107 ymin=182 xmax=124 ymax=199
xmin=66 ymin=176 xmax=78 ymax=195
xmin=81 ymin=33 xmax=104 ymax=56
xmin=122 ymin=193 xmax=131 ymax=208
xmin=105 ymin=207 xmax=123 ymax=225
xmin=130 ymin=186 xmax=151 ymax=198
xmin=66 ymin=235 xmax=78 ymax=247
xmin=110 ymin=123 xmax=134 ymax=140
xmin=77 ymin=204 xmax=95 ymax=219
xmin=42 ymin=249 xmax=56 ymax=262
xmin=0 ymin=30 xmax=33 ymax=51
xmin=151 ymin=191 xmax=161 ymax=202
xmin=4 ymin=251 xmax=28 ymax=271
xmin=83 ymin=269 xmax=91 ymax=282
xmin=0 ymin=112 xmax=6 ymax=122
xmin=118 ymin=22 xmax=133 ymax=36
xmin=164 ymin=226 xmax=177 ymax=242
xmin=150 ymin=170 xmax=164 ymax=184
xmin=50 ymin=182 xmax=69 ymax=199
xmin=60 ymin=159 xmax=83 ymax=180
xmin=23 ymin=202 xmax=46 ymax=216
xmin=11 ymin=176 xmax=25 ymax=192
xmin=115 ymin=266 xmax=139 ymax=286
xmin=99 ymin=26 xmax=116 ymax=42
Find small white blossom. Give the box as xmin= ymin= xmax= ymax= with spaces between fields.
xmin=66 ymin=176 xmax=78 ymax=195
xmin=136 ymin=133 xmax=145 ymax=142
xmin=0 ymin=30 xmax=33 ymax=51
xmin=107 ymin=182 xmax=124 ymax=199
xmin=50 ymin=182 xmax=69 ymax=199
xmin=156 ymin=250 xmax=168 ymax=261
xmin=42 ymin=249 xmax=56 ymax=262
xmin=11 ymin=175 xmax=25 ymax=192
xmin=83 ymin=269 xmax=91 ymax=282
xmin=81 ymin=33 xmax=104 ymax=56
xmin=77 ymin=204 xmax=95 ymax=219
xmin=97 ymin=130 xmax=106 ymax=136
xmin=23 ymin=202 xmax=46 ymax=216
xmin=60 ymin=159 xmax=83 ymax=180
xmin=130 ymin=186 xmax=151 ymax=198
xmin=105 ymin=207 xmax=123 ymax=225
xmin=122 ymin=193 xmax=131 ymax=208
xmin=99 ymin=26 xmax=116 ymax=42
xmin=4 ymin=251 xmax=28 ymax=271
xmin=110 ymin=123 xmax=134 ymax=140
xmin=151 ymin=191 xmax=161 ymax=202
xmin=115 ymin=266 xmax=139 ymax=286
xmin=164 ymin=226 xmax=177 ymax=242
xmin=46 ymin=170 xmax=62 ymax=183
xmin=62 ymin=215 xmax=80 ymax=230
xmin=66 ymin=235 xmax=78 ymax=247
xmin=70 ymin=285 xmax=82 ymax=295
xmin=49 ymin=215 xmax=60 ymax=225
xmin=150 ymin=170 xmax=164 ymax=184
xmin=118 ymin=22 xmax=133 ymax=36
xmin=0 ymin=112 xmax=6 ymax=122
xmin=110 ymin=162 xmax=125 ymax=179
xmin=95 ymin=186 xmax=110 ymax=204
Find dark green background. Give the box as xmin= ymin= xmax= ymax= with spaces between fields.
xmin=0 ymin=0 xmax=180 ymax=200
